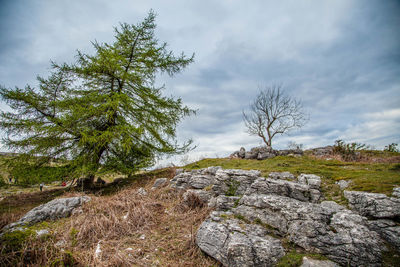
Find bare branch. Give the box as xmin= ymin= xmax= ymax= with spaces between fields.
xmin=242 ymin=85 xmax=308 ymax=148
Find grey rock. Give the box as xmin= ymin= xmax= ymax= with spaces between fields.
xmin=392 ymin=187 xmax=400 ymax=198
xmin=245 ymin=151 xmax=257 ymax=159
xmin=238 ymin=147 xmax=246 ymax=158
xmin=196 ymin=211 xmax=285 ymax=267
xmin=233 ymin=194 xmax=384 ymax=266
xmin=137 ymin=187 xmax=148 ymax=196
xmin=183 ymin=189 xmax=213 ymax=204
xmin=245 ymin=177 xmax=321 ymax=203
xmin=175 ymin=168 xmax=184 ymax=175
xmin=300 ymin=256 xmax=339 ymax=267
xmin=368 ymin=219 xmax=400 ymax=250
xmin=208 ymin=195 xmax=241 ymax=210
xmin=257 ymin=152 xmax=275 ymax=160
xmin=268 ymin=171 xmax=295 ymax=180
xmin=297 ymin=174 xmax=321 ymax=190
xmin=344 ymin=190 xmax=400 ymax=218
xmin=35 ymin=229 xmax=49 ymax=237
xmin=3 ymin=196 xmax=91 ymax=231
xmin=151 ymin=178 xmax=169 ymax=189
xmin=335 ymin=180 xmax=351 ymax=190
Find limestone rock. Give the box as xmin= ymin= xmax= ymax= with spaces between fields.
xmin=335 ymin=180 xmax=351 ymax=190
xmin=137 ymin=187 xmax=148 ymax=196
xmin=268 ymin=171 xmax=295 ymax=180
xmin=368 ymin=219 xmax=400 ymax=250
xmin=196 ymin=211 xmax=285 ymax=267
xmin=344 ymin=190 xmax=400 ymax=219
xmin=233 ymin=194 xmax=384 ymax=266
xmin=245 ymin=177 xmax=321 ymax=203
xmin=297 ymin=174 xmax=321 ymax=190
xmin=3 ymin=196 xmax=91 ymax=231
xmin=183 ymin=189 xmax=213 ymax=204
xmin=300 ymin=256 xmax=339 ymax=267
xmin=151 ymin=178 xmax=169 ymax=189
xmin=392 ymin=187 xmax=400 ymax=198
xmin=208 ymin=195 xmax=240 ymax=210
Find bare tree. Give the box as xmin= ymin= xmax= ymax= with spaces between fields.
xmin=243 ymin=85 xmax=307 ymax=148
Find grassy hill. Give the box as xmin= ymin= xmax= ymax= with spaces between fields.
xmin=0 ymin=150 xmax=399 ymax=266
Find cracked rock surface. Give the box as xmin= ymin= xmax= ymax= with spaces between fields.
xmin=171 ymin=167 xmax=399 ymax=266
xmin=3 ymin=196 xmax=91 ymax=231
xmin=196 ymin=211 xmax=285 ymax=267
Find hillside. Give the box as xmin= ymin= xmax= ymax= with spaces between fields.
xmin=0 ymin=151 xmax=399 ymax=266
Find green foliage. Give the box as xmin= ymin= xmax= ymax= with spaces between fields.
xmin=225 ymin=180 xmax=240 ymax=196
xmin=385 ymin=143 xmax=399 ymax=153
xmin=0 ymin=229 xmax=35 ymax=253
xmin=333 ymin=139 xmax=370 ymax=161
xmin=8 ymin=162 xmax=72 ymax=185
xmin=0 ymin=11 xmax=194 ymax=186
xmin=69 ymin=227 xmax=78 ymax=247
xmin=277 ymin=250 xmax=327 ymax=267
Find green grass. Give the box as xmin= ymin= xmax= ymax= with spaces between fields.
xmin=276 ymin=250 xmax=328 ymax=267
xmin=184 ymin=156 xmax=400 ymax=196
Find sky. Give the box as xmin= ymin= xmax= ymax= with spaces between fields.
xmin=0 ymin=0 xmax=399 ymax=165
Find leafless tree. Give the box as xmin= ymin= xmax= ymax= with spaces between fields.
xmin=243 ymin=85 xmax=308 ymax=148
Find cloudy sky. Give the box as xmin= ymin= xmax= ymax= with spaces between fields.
xmin=0 ymin=0 xmax=399 ymax=164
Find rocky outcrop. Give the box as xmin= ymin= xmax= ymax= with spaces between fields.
xmin=233 ymin=195 xmax=384 ymax=266
xmin=230 ymin=146 xmax=303 ymax=160
xmin=3 ymin=196 xmax=91 ymax=231
xmin=168 ymin=167 xmax=399 ymax=266
xmin=344 ymin=190 xmax=400 ymax=219
xmin=196 ymin=211 xmax=285 ymax=267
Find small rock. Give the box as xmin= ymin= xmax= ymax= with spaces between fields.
xmin=335 ymin=180 xmax=351 ymax=190
xmin=151 ymin=178 xmax=169 ymax=189
xmin=300 ymin=256 xmax=339 ymax=267
xmin=95 ymin=241 xmax=101 ymax=259
xmin=392 ymin=187 xmax=400 ymax=198
xmin=35 ymin=229 xmax=49 ymax=237
xmin=137 ymin=187 xmax=148 ymax=196
xmin=140 ymin=234 xmax=146 ymax=240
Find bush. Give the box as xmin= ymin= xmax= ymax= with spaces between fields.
xmin=384 ymin=143 xmax=399 ymax=153
xmin=333 ymin=140 xmax=370 ymax=161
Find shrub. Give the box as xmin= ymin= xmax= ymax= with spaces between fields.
xmin=384 ymin=143 xmax=399 ymax=153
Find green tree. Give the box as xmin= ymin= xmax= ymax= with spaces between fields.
xmin=0 ymin=11 xmax=194 ymax=188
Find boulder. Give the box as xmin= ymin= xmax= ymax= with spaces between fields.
xmin=245 ymin=177 xmax=321 ymax=203
xmin=344 ymin=190 xmax=400 ymax=219
xmin=183 ymin=189 xmax=213 ymax=204
xmin=3 ymin=196 xmax=91 ymax=231
xmin=233 ymin=194 xmax=384 ymax=266
xmin=151 ymin=178 xmax=169 ymax=189
xmin=196 ymin=211 xmax=285 ymax=267
xmin=368 ymin=219 xmax=400 ymax=250
xmin=238 ymin=147 xmax=246 ymax=158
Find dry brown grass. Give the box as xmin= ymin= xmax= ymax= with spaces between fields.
xmin=1 ymin=172 xmax=219 ymax=266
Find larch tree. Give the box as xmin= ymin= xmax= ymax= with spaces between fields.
xmin=0 ymin=11 xmax=195 ymax=188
